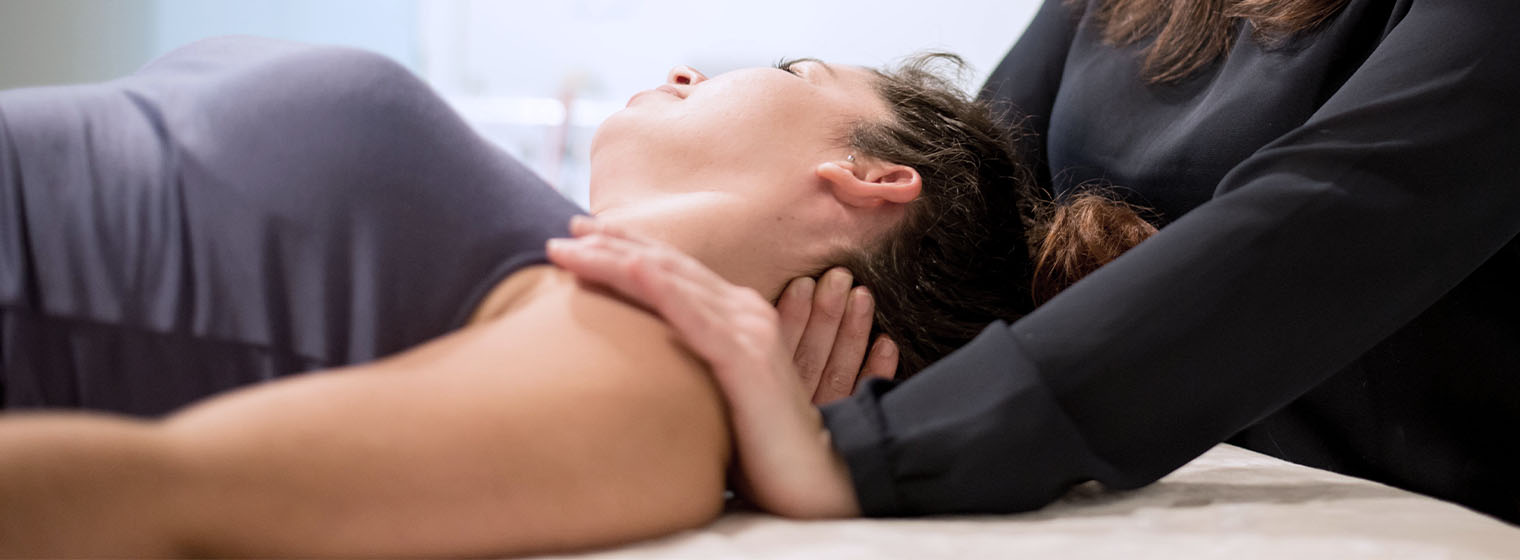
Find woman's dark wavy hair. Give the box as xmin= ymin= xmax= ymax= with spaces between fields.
xmin=834 ymin=53 xmax=1156 ymax=379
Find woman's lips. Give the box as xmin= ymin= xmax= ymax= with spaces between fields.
xmin=655 ymin=84 xmax=684 ymax=99
xmin=627 ymin=85 xmax=684 ymax=106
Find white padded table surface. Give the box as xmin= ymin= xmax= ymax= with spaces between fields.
xmin=531 ymin=444 xmax=1520 ymax=559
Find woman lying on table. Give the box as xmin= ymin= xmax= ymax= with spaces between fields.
xmin=0 ymin=37 xmax=1148 ymax=556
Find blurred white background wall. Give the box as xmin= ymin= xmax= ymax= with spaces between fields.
xmin=0 ymin=0 xmax=1042 ymax=207
xmin=0 ymin=0 xmax=157 ymax=89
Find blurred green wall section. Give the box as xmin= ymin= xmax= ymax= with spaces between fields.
xmin=0 ymin=0 xmax=418 ymax=90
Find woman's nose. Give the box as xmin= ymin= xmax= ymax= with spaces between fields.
xmin=667 ymin=65 xmax=707 ymax=86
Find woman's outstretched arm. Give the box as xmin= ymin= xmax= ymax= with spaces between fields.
xmin=0 ymin=268 xmax=730 ymax=557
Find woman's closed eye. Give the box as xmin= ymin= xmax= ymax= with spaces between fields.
xmin=773 ymin=58 xmax=819 ymax=78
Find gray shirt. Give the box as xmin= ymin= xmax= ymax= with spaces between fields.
xmin=1 ymin=37 xmax=582 ymax=416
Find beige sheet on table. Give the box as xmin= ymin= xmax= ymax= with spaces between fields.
xmin=531 ymin=444 xmax=1520 ymax=559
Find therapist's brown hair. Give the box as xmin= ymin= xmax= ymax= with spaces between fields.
xmin=1078 ymin=0 xmax=1352 ymax=84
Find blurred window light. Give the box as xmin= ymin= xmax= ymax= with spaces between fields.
xmin=2 ymin=0 xmax=1041 ymax=209
xmin=418 ymin=0 xmax=1042 ymax=208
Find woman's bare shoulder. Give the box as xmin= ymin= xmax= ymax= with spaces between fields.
xmin=384 ymin=265 xmax=718 ymax=408
xmin=495 ymin=266 xmax=687 ymax=348
xmin=453 ymin=266 xmax=717 ymax=398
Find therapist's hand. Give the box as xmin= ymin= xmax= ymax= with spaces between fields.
xmin=546 ymin=216 xmax=868 ymax=518
xmin=778 ymin=270 xmax=899 ymax=405
xmin=555 ymin=218 xmax=897 ymax=402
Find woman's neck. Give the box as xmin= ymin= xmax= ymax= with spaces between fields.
xmin=591 ymin=191 xmax=817 ymax=303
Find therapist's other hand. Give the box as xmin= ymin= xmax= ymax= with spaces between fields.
xmin=777 ymin=271 xmax=899 ymax=405
xmin=546 ymin=216 xmax=862 ymax=518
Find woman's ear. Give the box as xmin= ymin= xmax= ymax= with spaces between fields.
xmin=815 ymin=156 xmax=922 ymax=209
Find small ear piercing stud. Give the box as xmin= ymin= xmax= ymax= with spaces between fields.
xmin=846 ymin=154 xmax=856 ymax=162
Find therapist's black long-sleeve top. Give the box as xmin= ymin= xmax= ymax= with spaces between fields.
xmin=822 ymin=0 xmax=1520 ymax=523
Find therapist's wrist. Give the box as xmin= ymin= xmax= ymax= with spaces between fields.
xmin=817 ymin=426 xmax=864 ymax=517
xmin=743 ymin=406 xmax=861 ymax=519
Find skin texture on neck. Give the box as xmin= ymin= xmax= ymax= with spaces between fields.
xmin=591 ymin=184 xmax=839 ymax=303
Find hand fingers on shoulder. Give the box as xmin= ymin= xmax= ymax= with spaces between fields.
xmin=581 ymin=232 xmax=731 ymax=297
xmin=547 ymin=237 xmax=634 ymax=287
xmin=569 ymin=215 xmax=601 ymax=237
xmin=562 ymin=234 xmax=682 ymax=291
xmin=561 ymin=225 xmax=747 ymax=304
xmin=568 ymin=214 xmax=638 ymax=240
xmin=569 ymin=215 xmax=662 ymax=247
xmin=555 ymin=234 xmax=766 ymax=323
xmin=549 ymin=235 xmax=691 ymax=311
xmin=645 ymin=271 xmax=736 ymax=346
xmin=654 ymin=246 xmax=736 ymax=296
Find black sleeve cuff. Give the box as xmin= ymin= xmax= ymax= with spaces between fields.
xmin=820 ymin=321 xmax=1119 ymax=517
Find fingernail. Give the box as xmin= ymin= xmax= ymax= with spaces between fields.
xmin=877 ymin=337 xmax=896 ymax=356
xmin=547 ymin=238 xmax=571 ymax=253
xmin=828 ymin=267 xmax=853 ymax=288
xmin=569 ymin=215 xmax=596 ymax=235
xmin=791 ymin=277 xmax=816 ymax=296
xmin=852 ymin=286 xmax=872 ymax=311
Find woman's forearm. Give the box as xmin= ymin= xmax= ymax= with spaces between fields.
xmin=0 ymin=413 xmax=189 ymax=557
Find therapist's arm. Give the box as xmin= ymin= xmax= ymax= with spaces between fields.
xmin=552 ymin=0 xmax=1520 ymax=518
xmin=0 ymin=272 xmax=730 ymax=557
xmin=822 ymin=0 xmax=1520 ymax=516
